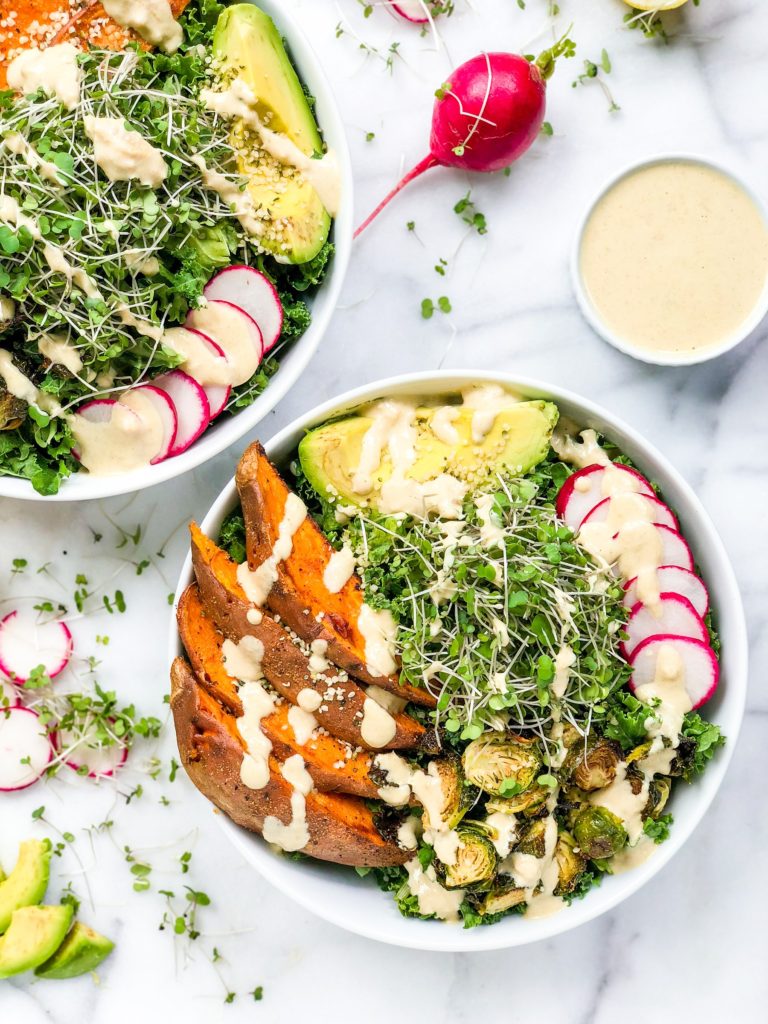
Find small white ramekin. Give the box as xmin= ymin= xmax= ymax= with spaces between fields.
xmin=571 ymin=153 xmax=768 ymax=367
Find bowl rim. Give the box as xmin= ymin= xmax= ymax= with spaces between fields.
xmin=170 ymin=369 xmax=748 ymax=951
xmin=0 ymin=0 xmax=353 ymax=503
xmin=571 ymin=151 xmax=768 ymax=367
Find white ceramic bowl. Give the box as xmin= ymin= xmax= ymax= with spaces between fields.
xmin=0 ymin=0 xmax=353 ymax=502
xmin=572 ymin=153 xmax=768 ymax=366
xmin=170 ymin=370 xmax=747 ymax=951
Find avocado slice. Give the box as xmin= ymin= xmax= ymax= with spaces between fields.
xmin=0 ymin=904 xmax=73 ymax=978
xmin=299 ymin=400 xmax=559 ymax=509
xmin=0 ymin=839 xmax=51 ymax=935
xmin=35 ymin=920 xmax=114 ymax=979
xmin=213 ymin=4 xmax=331 ymax=264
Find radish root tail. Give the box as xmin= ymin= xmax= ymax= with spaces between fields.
xmin=354 ymin=154 xmax=439 ymax=239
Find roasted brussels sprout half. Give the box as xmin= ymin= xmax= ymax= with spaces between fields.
xmin=475 ymin=883 xmax=527 ymax=915
xmin=573 ymin=807 xmax=627 ymax=860
xmin=422 ymin=757 xmax=472 ymax=830
xmin=515 ymin=817 xmax=549 ymax=859
xmin=485 ymin=782 xmax=549 ymax=817
xmin=644 ymin=776 xmax=671 ymax=821
xmin=462 ymin=733 xmax=541 ymax=798
xmin=553 ymin=832 xmax=587 ymax=895
xmin=442 ymin=825 xmax=498 ymax=891
xmin=570 ymin=736 xmax=622 ymax=792
xmin=0 ymin=386 xmax=26 ymax=430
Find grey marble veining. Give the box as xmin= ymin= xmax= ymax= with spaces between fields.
xmin=2 ymin=1 xmax=768 ymax=1021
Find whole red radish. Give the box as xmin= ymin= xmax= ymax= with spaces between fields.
xmin=355 ymin=34 xmax=574 ymax=237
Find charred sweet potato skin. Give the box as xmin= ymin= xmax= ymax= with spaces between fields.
xmin=177 ymin=584 xmax=379 ymax=799
xmin=170 ymin=658 xmax=407 ymax=867
xmin=189 ymin=524 xmax=432 ymax=752
xmin=235 ymin=442 xmax=436 ymax=708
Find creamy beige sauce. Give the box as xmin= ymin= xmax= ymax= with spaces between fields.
xmin=366 ymin=684 xmax=407 ymax=715
xmin=323 ymin=545 xmax=356 ymax=594
xmin=37 ymin=333 xmax=83 ymax=375
xmin=636 ymin=643 xmax=692 ymax=742
xmin=242 ymin=493 xmax=306 ymax=606
xmin=201 ymin=79 xmax=341 ymax=217
xmin=581 ymin=161 xmax=768 ymax=355
xmin=191 ymin=155 xmax=267 ymax=240
xmin=262 ymin=754 xmax=312 ymax=852
xmin=246 ymin=607 xmax=263 ymax=625
xmin=125 ymin=252 xmax=160 ymax=276
xmin=287 ymin=704 xmax=317 ymax=745
xmin=430 ymin=405 xmax=460 ymax=446
xmin=184 ymin=303 xmax=260 ymax=386
xmin=551 ymin=645 xmax=576 ymax=702
xmin=501 ymin=801 xmax=560 ymax=910
xmin=360 ymin=696 xmax=397 ymax=748
xmin=404 ymin=859 xmax=464 ymax=922
xmin=486 ymin=810 xmax=519 ymax=857
xmin=0 ymin=350 xmax=61 ymax=416
xmin=115 ymin=302 xmax=163 ymax=341
xmin=84 ymin=116 xmax=168 ymax=186
xmin=102 ymin=0 xmax=183 ymax=53
xmin=2 ymin=133 xmax=60 ymax=184
xmin=222 ymin=635 xmax=264 ymax=684
xmin=475 ymin=492 xmax=505 ymax=549
xmin=7 ymin=43 xmax=81 ymax=109
xmin=0 ymin=296 xmax=15 ymax=328
xmin=236 ymin=678 xmax=275 ymax=791
xmin=308 ymin=639 xmax=329 ymax=674
xmin=357 ymin=603 xmax=397 ymax=677
xmin=69 ymin=390 xmax=165 ymax=474
xmin=296 ymin=688 xmax=323 ymax=713
xmin=609 ymin=835 xmax=657 ymax=874
xmin=397 ymin=815 xmax=421 ymax=852
xmin=462 ymin=384 xmax=518 ymax=444
xmin=551 ymin=425 xmax=610 ymax=469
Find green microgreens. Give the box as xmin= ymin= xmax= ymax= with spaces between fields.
xmin=572 ymin=50 xmax=620 ymax=112
xmin=341 ymin=468 xmax=630 ymax=757
xmin=453 ymin=191 xmax=488 ymax=234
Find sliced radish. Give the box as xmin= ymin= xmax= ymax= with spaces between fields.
xmin=629 ymin=635 xmax=719 ymax=710
xmin=0 ymin=707 xmax=54 ymax=791
xmin=556 ymin=464 xmax=654 ymax=531
xmin=76 ymin=398 xmax=119 ymax=423
xmin=0 ymin=612 xmax=72 ymax=683
xmin=204 ymin=266 xmax=283 ymax=354
xmin=0 ymin=679 xmax=21 ymax=709
xmin=579 ymin=494 xmax=677 ymax=532
xmin=185 ymin=300 xmax=263 ymax=387
xmin=181 ymin=329 xmax=231 ymax=419
xmin=132 ymin=384 xmax=177 ymax=464
xmin=153 ymin=370 xmax=210 ymax=457
xmin=654 ymin=525 xmax=694 ymax=572
xmin=622 ymin=593 xmax=708 ymax=659
xmin=624 ymin=567 xmax=709 ymax=618
xmin=392 ymin=1 xmax=430 ymax=22
xmin=57 ymin=722 xmax=128 ymax=779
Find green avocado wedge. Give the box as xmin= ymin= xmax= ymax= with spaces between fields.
xmin=299 ymin=400 xmax=559 ymax=511
xmin=0 ymin=839 xmax=52 ymax=935
xmin=35 ymin=921 xmax=115 ymax=980
xmin=213 ymin=4 xmax=332 ymax=263
xmin=0 ymin=904 xmax=73 ymax=979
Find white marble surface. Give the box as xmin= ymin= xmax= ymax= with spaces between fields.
xmin=3 ymin=0 xmax=768 ymax=1020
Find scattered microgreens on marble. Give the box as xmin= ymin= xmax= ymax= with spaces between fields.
xmin=454 ymin=191 xmax=488 ymax=234
xmin=420 ymin=296 xmax=452 ymax=318
xmin=572 ymin=49 xmax=620 ymax=112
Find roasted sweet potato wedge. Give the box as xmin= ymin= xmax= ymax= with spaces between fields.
xmin=0 ymin=1 xmax=191 ymax=88
xmin=189 ymin=523 xmax=436 ymax=752
xmin=177 ymin=583 xmax=379 ymax=799
xmin=170 ymin=657 xmax=407 ymax=868
xmin=235 ymin=442 xmax=436 ymax=708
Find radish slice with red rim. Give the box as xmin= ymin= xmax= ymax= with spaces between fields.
xmin=654 ymin=525 xmax=694 ymax=572
xmin=187 ymin=330 xmax=231 ymax=418
xmin=76 ymin=399 xmax=119 ymax=422
xmin=624 ymin=567 xmax=709 ymax=618
xmin=392 ymin=1 xmax=430 ymax=22
xmin=153 ymin=370 xmax=210 ymax=457
xmin=629 ymin=635 xmax=719 ymax=710
xmin=203 ymin=266 xmax=283 ymax=355
xmin=556 ymin=464 xmax=654 ymax=531
xmin=0 ymin=679 xmax=21 ymax=709
xmin=57 ymin=722 xmax=128 ymax=779
xmin=0 ymin=611 xmax=72 ymax=683
xmin=185 ymin=300 xmax=263 ymax=386
xmin=0 ymin=707 xmax=54 ymax=791
xmin=132 ymin=384 xmax=178 ymax=464
xmin=579 ymin=494 xmax=677 ymax=532
xmin=622 ymin=593 xmax=708 ymax=660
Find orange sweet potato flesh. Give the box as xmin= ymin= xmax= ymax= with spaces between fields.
xmin=235 ymin=442 xmax=436 ymax=708
xmin=0 ymin=1 xmax=191 ymax=88
xmin=170 ymin=657 xmax=407 ymax=868
xmin=177 ymin=583 xmax=379 ymax=799
xmin=189 ymin=523 xmax=436 ymax=753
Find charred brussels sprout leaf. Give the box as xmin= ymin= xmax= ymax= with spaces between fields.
xmin=515 ymin=817 xmax=549 ymax=859
xmin=644 ymin=776 xmax=671 ymax=821
xmin=474 ymin=883 xmax=527 ymax=916
xmin=442 ymin=826 xmax=497 ymax=891
xmin=462 ymin=733 xmax=541 ymax=798
xmin=485 ymin=783 xmax=549 ymax=817
xmin=573 ymin=806 xmax=627 ymax=860
xmin=422 ymin=757 xmax=471 ymax=830
xmin=553 ymin=832 xmax=587 ymax=895
xmin=570 ymin=736 xmax=622 ymax=791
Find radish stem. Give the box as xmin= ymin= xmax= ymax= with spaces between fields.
xmin=354 ymin=154 xmax=438 ymax=238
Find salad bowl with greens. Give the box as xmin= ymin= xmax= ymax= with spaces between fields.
xmin=0 ymin=0 xmax=351 ymax=500
xmin=170 ymin=371 xmax=746 ymax=951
